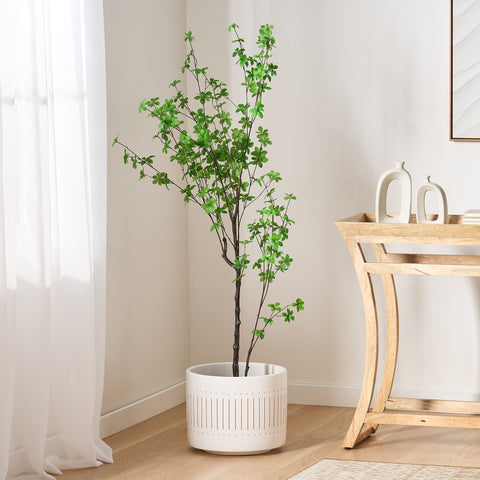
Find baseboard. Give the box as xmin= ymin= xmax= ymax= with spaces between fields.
xmin=100 ymin=381 xmax=480 ymax=438
xmin=100 ymin=381 xmax=186 ymax=438
xmin=288 ymin=382 xmax=360 ymax=407
xmin=287 ymin=383 xmax=480 ymax=407
xmin=99 ymin=381 xmax=360 ymax=438
xmin=99 ymin=381 xmax=361 ymax=438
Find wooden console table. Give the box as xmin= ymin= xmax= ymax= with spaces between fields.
xmin=336 ymin=213 xmax=480 ymax=449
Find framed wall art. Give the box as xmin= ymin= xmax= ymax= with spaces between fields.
xmin=450 ymin=0 xmax=480 ymax=141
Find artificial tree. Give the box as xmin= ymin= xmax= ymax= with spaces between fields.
xmin=114 ymin=24 xmax=304 ymax=377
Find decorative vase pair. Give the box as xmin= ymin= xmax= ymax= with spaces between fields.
xmin=375 ymin=162 xmax=448 ymax=224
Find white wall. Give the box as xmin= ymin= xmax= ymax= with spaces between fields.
xmin=103 ymin=0 xmax=480 ymax=433
xmin=186 ymin=0 xmax=480 ymax=404
xmin=103 ymin=0 xmax=189 ymax=431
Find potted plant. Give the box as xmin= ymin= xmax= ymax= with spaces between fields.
xmin=114 ymin=23 xmax=304 ymax=455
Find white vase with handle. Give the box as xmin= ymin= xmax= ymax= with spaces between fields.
xmin=416 ymin=176 xmax=448 ymax=224
xmin=375 ymin=161 xmax=412 ymax=223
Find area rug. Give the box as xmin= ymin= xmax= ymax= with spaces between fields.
xmin=289 ymin=459 xmax=480 ymax=479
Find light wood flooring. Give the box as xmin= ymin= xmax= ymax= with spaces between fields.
xmin=61 ymin=404 xmax=480 ymax=480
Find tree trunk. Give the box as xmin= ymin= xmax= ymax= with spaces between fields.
xmin=231 ymin=208 xmax=241 ymax=377
xmin=232 ymin=269 xmax=241 ymax=377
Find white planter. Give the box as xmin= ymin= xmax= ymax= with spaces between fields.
xmin=186 ymin=362 xmax=287 ymax=455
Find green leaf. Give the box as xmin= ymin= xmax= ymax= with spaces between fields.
xmin=262 ymin=317 xmax=274 ymax=326
xmin=112 ymin=136 xmax=119 ymax=146
xmin=152 ymin=172 xmax=170 ymax=186
xmin=252 ymin=329 xmax=265 ymax=340
xmin=210 ymin=220 xmax=222 ymax=232
xmin=252 ymin=66 xmax=266 ymax=80
xmin=197 ymin=129 xmax=211 ymax=147
xmin=292 ymin=298 xmax=305 ymax=312
xmin=202 ymin=198 xmax=216 ymax=214
xmin=180 ymin=184 xmax=194 ymax=203
xmin=236 ymin=103 xmax=250 ymax=115
xmin=259 ymin=270 xmax=275 ymax=283
xmin=279 ymin=254 xmax=293 ymax=272
xmin=142 ymin=155 xmax=155 ymax=164
xmin=282 ymin=308 xmax=295 ymax=323
xmin=233 ymin=254 xmax=250 ymax=270
xmin=266 ymin=171 xmax=282 ymax=182
xmin=256 ymin=127 xmax=271 ymax=146
xmin=268 ymin=302 xmax=281 ymax=312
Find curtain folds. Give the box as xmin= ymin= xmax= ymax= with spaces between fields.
xmin=0 ymin=1 xmax=112 ymax=478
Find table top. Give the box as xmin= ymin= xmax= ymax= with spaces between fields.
xmin=335 ymin=213 xmax=480 ymax=245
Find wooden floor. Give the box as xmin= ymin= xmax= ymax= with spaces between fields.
xmin=61 ymin=404 xmax=480 ymax=480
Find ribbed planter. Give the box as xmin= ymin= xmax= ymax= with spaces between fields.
xmin=186 ymin=362 xmax=287 ymax=455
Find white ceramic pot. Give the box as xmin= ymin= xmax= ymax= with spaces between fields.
xmin=186 ymin=362 xmax=287 ymax=455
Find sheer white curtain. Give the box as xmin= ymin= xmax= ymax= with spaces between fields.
xmin=0 ymin=0 xmax=112 ymax=478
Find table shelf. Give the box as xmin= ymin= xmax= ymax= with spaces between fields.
xmin=335 ymin=213 xmax=480 ymax=448
xmin=337 ymin=213 xmax=480 ymax=245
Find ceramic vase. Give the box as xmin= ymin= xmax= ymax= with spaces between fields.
xmin=375 ymin=161 xmax=412 ymax=223
xmin=416 ymin=176 xmax=448 ymax=224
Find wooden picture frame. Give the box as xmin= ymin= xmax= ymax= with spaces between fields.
xmin=450 ymin=0 xmax=480 ymax=141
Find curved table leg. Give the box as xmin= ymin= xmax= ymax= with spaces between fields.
xmin=342 ymin=238 xmax=379 ymax=448
xmin=370 ymin=243 xmax=399 ymax=431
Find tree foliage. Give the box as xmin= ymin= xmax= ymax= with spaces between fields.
xmin=114 ymin=24 xmax=304 ymax=376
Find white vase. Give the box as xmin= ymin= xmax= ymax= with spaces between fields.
xmin=186 ymin=362 xmax=287 ymax=455
xmin=375 ymin=161 xmax=412 ymax=223
xmin=416 ymin=176 xmax=448 ymax=224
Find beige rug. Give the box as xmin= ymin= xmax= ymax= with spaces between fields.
xmin=289 ymin=459 xmax=480 ymax=479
